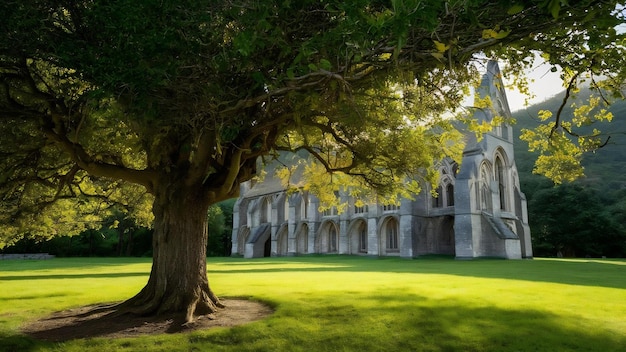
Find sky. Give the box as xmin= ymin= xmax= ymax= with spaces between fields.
xmin=503 ymin=5 xmax=626 ymax=112
xmin=461 ymin=58 xmax=565 ymax=113
xmin=502 ymin=61 xmax=564 ymax=112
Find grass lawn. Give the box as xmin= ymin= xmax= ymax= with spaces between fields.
xmin=1 ymin=256 xmax=625 ymax=351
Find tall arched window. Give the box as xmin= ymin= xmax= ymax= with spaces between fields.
xmin=261 ymin=197 xmax=272 ymax=223
xmin=385 ymin=218 xmax=399 ymax=252
xmin=480 ymin=163 xmax=492 ymax=211
xmin=495 ymin=156 xmax=506 ymax=210
xmin=446 ymin=183 xmax=454 ymax=207
xmin=300 ymin=193 xmax=308 ymax=220
xmin=284 ymin=197 xmax=289 ymax=222
xmin=432 ymin=185 xmax=443 ymax=208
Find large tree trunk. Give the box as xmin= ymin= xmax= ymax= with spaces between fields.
xmin=118 ymin=180 xmax=224 ymax=324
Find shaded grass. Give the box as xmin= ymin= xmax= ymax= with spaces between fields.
xmin=1 ymin=256 xmax=625 ymax=351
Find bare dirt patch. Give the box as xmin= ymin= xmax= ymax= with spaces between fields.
xmin=21 ymin=299 xmax=273 ymax=342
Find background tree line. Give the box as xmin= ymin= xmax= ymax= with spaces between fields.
xmin=2 ymin=199 xmax=236 ymax=258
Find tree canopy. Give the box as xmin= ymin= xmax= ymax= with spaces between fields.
xmin=2 ymin=0 xmax=624 ymax=245
xmin=1 ymin=0 xmax=625 ymax=323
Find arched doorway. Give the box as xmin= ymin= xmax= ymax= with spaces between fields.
xmin=317 ymin=221 xmax=339 ymax=254
xmin=348 ymin=219 xmax=368 ymax=255
xmin=379 ymin=217 xmax=399 ymax=256
xmin=276 ymin=225 xmax=288 ymax=256
xmin=295 ymin=223 xmax=309 ymax=254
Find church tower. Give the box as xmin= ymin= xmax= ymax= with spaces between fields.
xmin=453 ymin=61 xmax=533 ymax=259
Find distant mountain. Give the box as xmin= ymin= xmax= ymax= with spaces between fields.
xmin=511 ymin=88 xmax=626 ymax=195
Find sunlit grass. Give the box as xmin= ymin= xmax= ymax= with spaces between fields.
xmin=1 ymin=256 xmax=625 ymax=351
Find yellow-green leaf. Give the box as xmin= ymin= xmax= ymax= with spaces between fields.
xmin=430 ymin=52 xmax=445 ymax=62
xmin=482 ymin=28 xmax=511 ymax=39
xmin=433 ymin=40 xmax=449 ymax=53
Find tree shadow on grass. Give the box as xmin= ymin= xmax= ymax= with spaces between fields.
xmin=195 ymin=292 xmax=625 ymax=352
xmin=0 ymin=331 xmax=40 ymax=352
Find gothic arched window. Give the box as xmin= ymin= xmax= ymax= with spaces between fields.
xmin=283 ymin=196 xmax=289 ymax=222
xmin=432 ymin=185 xmax=443 ymax=208
xmin=446 ymin=183 xmax=454 ymax=207
xmin=480 ymin=163 xmax=492 ymax=211
xmin=495 ymin=155 xmax=507 ymax=211
xmin=300 ymin=193 xmax=308 ymax=220
xmin=261 ymin=197 xmax=272 ymax=223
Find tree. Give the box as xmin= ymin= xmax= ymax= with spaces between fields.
xmin=1 ymin=1 xmax=624 ymax=324
xmin=529 ymin=184 xmax=625 ymax=257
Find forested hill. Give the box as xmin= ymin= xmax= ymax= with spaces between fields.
xmin=512 ymin=88 xmax=626 ymax=193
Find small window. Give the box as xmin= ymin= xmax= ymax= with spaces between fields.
xmin=355 ymin=204 xmax=368 ymax=214
xmin=322 ymin=207 xmax=338 ymax=216
xmin=383 ymin=204 xmax=398 ymax=212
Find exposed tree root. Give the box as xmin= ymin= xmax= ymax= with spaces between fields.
xmin=102 ymin=282 xmax=225 ymax=325
xmin=21 ymin=298 xmax=273 ymax=342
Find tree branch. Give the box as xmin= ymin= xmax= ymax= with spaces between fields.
xmin=42 ymin=116 xmax=157 ymax=192
xmin=550 ymin=71 xmax=581 ymax=139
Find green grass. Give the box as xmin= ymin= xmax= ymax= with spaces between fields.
xmin=1 ymin=256 xmax=625 ymax=351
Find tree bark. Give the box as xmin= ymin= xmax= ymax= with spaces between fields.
xmin=117 ymin=179 xmax=224 ymax=324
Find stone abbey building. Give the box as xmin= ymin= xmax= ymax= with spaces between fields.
xmin=231 ymin=61 xmax=533 ymax=259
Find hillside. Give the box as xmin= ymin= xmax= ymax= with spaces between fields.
xmin=511 ymin=89 xmax=626 ymax=194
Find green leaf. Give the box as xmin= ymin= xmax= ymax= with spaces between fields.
xmin=507 ymin=5 xmax=525 ymax=15
xmin=252 ymin=71 xmax=265 ymax=85
xmin=319 ymin=59 xmax=332 ymax=71
xmin=548 ymin=0 xmax=561 ymax=19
